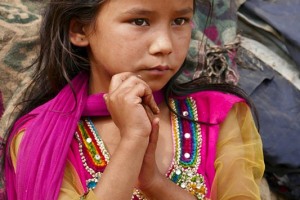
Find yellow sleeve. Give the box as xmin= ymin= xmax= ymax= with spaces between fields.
xmin=211 ymin=102 xmax=265 ymax=200
xmin=10 ymin=131 xmax=97 ymax=200
xmin=10 ymin=131 xmax=25 ymax=170
xmin=58 ymin=161 xmax=97 ymax=200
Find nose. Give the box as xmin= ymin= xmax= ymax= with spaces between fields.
xmin=149 ymin=29 xmax=173 ymax=55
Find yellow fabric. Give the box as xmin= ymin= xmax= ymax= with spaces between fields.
xmin=211 ymin=102 xmax=265 ymax=200
xmin=58 ymin=161 xmax=96 ymax=199
xmin=10 ymin=102 xmax=264 ymax=200
xmin=10 ymin=133 xmax=96 ymax=199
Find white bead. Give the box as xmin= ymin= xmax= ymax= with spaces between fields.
xmin=175 ymin=169 xmax=182 ymax=175
xmin=184 ymin=153 xmax=191 ymax=158
xmin=182 ymin=111 xmax=189 ymax=116
xmin=86 ymin=138 xmax=92 ymax=143
xmin=180 ymin=183 xmax=187 ymax=188
xmin=95 ymin=154 xmax=101 ymax=160
xmin=184 ymin=133 xmax=191 ymax=139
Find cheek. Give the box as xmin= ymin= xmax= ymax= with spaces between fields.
xmin=175 ymin=37 xmax=191 ymax=59
xmin=174 ymin=30 xmax=192 ymax=48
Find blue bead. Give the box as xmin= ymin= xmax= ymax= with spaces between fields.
xmin=87 ymin=181 xmax=97 ymax=189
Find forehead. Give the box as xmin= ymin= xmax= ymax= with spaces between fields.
xmin=101 ymin=0 xmax=194 ymax=13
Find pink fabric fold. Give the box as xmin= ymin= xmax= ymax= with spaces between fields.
xmin=5 ymin=72 xmax=89 ymax=200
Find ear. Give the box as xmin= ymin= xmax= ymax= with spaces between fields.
xmin=69 ymin=19 xmax=89 ymax=47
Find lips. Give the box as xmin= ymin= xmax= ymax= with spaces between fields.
xmin=149 ymin=65 xmax=170 ymax=71
xmin=144 ymin=65 xmax=171 ymax=76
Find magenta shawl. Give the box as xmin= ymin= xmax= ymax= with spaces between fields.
xmin=5 ymin=72 xmax=89 ymax=199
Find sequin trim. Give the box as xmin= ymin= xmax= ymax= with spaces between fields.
xmin=75 ymin=118 xmax=110 ymax=190
xmin=75 ymin=96 xmax=208 ymax=199
xmin=75 ymin=118 xmax=147 ymax=199
xmin=169 ymin=97 xmax=208 ymax=199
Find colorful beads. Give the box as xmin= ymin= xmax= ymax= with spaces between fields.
xmin=75 ymin=96 xmax=208 ymax=199
xmin=169 ymin=97 xmax=207 ymax=199
xmin=170 ymin=97 xmax=202 ymax=167
xmin=75 ymin=118 xmax=110 ymax=190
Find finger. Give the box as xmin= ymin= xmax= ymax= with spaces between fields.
xmin=136 ymin=75 xmax=160 ymax=115
xmin=115 ymin=77 xmax=159 ymax=115
xmin=145 ymin=117 xmax=160 ymax=157
xmin=142 ymin=88 xmax=160 ymax=115
xmin=109 ymin=72 xmax=134 ymax=92
xmin=150 ymin=117 xmax=159 ymax=145
xmin=135 ymin=83 xmax=159 ymax=115
xmin=143 ymin=105 xmax=154 ymax=122
xmin=109 ymin=73 xmax=159 ymax=115
xmin=106 ymin=83 xmax=147 ymax=117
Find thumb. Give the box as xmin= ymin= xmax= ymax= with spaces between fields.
xmin=145 ymin=117 xmax=160 ymax=157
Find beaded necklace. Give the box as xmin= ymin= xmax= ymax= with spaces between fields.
xmin=75 ymin=97 xmax=208 ymax=200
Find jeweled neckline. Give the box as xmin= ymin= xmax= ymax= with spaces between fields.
xmin=76 ymin=96 xmax=207 ymax=199
xmin=75 ymin=118 xmax=110 ymax=190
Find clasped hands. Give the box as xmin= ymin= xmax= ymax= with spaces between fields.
xmin=103 ymin=72 xmax=163 ymax=194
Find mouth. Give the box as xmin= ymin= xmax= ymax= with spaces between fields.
xmin=147 ymin=65 xmax=170 ymax=72
xmin=145 ymin=65 xmax=171 ymax=76
xmin=151 ymin=65 xmax=170 ymax=71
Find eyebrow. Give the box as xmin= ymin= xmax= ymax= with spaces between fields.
xmin=121 ymin=8 xmax=154 ymax=16
xmin=174 ymin=7 xmax=194 ymax=15
xmin=121 ymin=7 xmax=194 ymax=16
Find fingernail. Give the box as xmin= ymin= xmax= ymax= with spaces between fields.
xmin=103 ymin=94 xmax=108 ymax=100
xmin=156 ymin=107 xmax=160 ymax=114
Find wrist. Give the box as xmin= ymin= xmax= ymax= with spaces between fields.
xmin=121 ymin=128 xmax=151 ymax=141
xmin=139 ymin=172 xmax=165 ymax=198
xmin=140 ymin=175 xmax=197 ymax=200
xmin=119 ymin=134 xmax=149 ymax=152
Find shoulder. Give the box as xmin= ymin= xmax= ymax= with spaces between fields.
xmin=189 ymin=90 xmax=245 ymax=104
xmin=172 ymin=91 xmax=247 ymax=124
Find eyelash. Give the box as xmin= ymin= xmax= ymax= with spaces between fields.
xmin=130 ymin=18 xmax=190 ymax=26
xmin=172 ymin=18 xmax=190 ymax=26
xmin=131 ymin=18 xmax=149 ymax=26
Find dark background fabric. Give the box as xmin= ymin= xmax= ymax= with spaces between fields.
xmin=238 ymin=47 xmax=300 ymax=168
xmin=240 ymin=0 xmax=300 ymax=68
xmin=237 ymin=45 xmax=300 ymax=200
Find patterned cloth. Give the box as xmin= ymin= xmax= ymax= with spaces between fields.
xmin=0 ymin=0 xmax=243 ymax=112
xmin=0 ymin=91 xmax=3 ymax=118
xmin=179 ymin=0 xmax=245 ymax=84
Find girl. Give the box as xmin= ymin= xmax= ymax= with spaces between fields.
xmin=4 ymin=0 xmax=264 ymax=199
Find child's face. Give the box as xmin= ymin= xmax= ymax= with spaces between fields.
xmin=86 ymin=0 xmax=194 ymax=92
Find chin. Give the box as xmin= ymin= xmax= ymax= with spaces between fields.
xmin=149 ymin=84 xmax=166 ymax=92
xmin=147 ymin=78 xmax=170 ymax=92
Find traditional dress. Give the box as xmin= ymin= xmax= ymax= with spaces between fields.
xmin=6 ymin=73 xmax=264 ymax=200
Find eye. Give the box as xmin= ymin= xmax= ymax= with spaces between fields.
xmin=172 ymin=18 xmax=189 ymax=26
xmin=131 ymin=18 xmax=149 ymax=26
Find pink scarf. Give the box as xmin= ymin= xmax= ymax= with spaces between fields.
xmin=4 ymin=72 xmax=163 ymax=200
